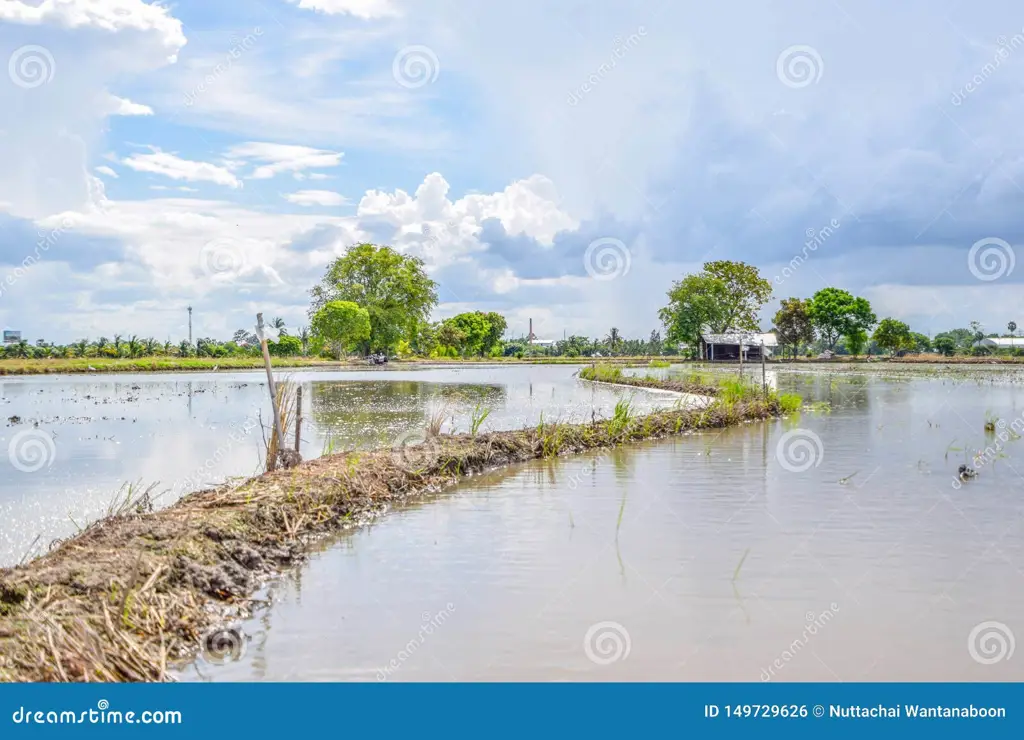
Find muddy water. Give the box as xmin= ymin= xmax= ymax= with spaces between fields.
xmin=182 ymin=368 xmax=1024 ymax=682
xmin=0 ymin=365 xmax=678 ymax=567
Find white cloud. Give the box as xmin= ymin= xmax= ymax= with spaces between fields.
xmin=358 ymin=173 xmax=578 ymax=247
xmin=95 ymin=166 xmax=118 ymax=178
xmin=122 ymin=150 xmax=242 ymax=188
xmin=286 ymin=0 xmax=399 ymax=19
xmin=225 ymin=142 xmax=344 ymax=180
xmin=0 ymin=0 xmax=187 ymax=218
xmin=0 ymin=0 xmax=186 ymax=62
xmin=103 ymin=93 xmax=154 ymax=116
xmin=284 ymin=190 xmax=350 ymax=206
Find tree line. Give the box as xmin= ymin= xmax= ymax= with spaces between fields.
xmin=5 ymin=244 xmax=1018 ymax=362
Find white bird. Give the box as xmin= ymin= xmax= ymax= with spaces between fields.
xmin=213 ymin=365 xmax=219 ymax=371
xmin=88 ymin=365 xmax=96 ymax=371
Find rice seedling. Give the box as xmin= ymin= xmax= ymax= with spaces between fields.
xmin=425 ymin=403 xmax=449 ymax=437
xmin=984 ymin=410 xmax=998 ymax=432
xmin=732 ymin=548 xmax=750 ymax=582
xmin=469 ymin=403 xmax=491 ymax=436
xmin=838 ymin=471 xmax=859 ymax=485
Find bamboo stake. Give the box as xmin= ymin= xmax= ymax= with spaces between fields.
xmin=294 ymin=385 xmax=303 ymax=453
xmin=257 ymin=313 xmax=286 ymax=471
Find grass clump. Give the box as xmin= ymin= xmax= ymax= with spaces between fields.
xmin=648 ymin=359 xmax=671 ymax=368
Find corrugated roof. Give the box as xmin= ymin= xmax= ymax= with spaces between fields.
xmin=701 ymin=332 xmax=778 ymax=346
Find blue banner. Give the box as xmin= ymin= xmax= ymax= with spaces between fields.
xmin=1 ymin=683 xmax=1019 ymax=738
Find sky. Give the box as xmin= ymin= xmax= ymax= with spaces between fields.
xmin=2 ymin=0 xmax=1024 ymax=344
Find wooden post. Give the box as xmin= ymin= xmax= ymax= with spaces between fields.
xmin=294 ymin=385 xmax=303 ymax=453
xmin=257 ymin=312 xmax=286 ymax=470
xmin=761 ymin=340 xmax=767 ymax=398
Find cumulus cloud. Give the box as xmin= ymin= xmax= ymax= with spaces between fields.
xmin=102 ymin=93 xmax=154 ymax=116
xmin=121 ymin=150 xmax=242 ymax=188
xmin=225 ymin=142 xmax=344 ymax=179
xmin=284 ymin=190 xmax=350 ymax=206
xmin=0 ymin=0 xmax=187 ymax=218
xmin=286 ymin=0 xmax=399 ymax=19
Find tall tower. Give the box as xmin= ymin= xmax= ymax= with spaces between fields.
xmin=528 ymin=318 xmax=536 ymax=344
xmin=187 ymin=306 xmax=193 ymax=345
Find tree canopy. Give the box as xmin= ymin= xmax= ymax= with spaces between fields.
xmin=773 ymin=298 xmax=815 ymax=359
xmin=660 ymin=261 xmax=772 ymax=351
xmin=309 ymin=244 xmax=438 ymax=353
xmin=807 ymin=288 xmax=876 ymax=350
xmin=311 ymin=300 xmax=372 ymax=358
xmin=873 ymin=318 xmax=913 ymax=355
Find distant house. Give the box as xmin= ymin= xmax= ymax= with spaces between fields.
xmin=973 ymin=337 xmax=1020 ymax=350
xmin=700 ymin=332 xmax=777 ymax=361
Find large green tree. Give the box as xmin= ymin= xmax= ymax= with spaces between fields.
xmin=659 ymin=261 xmax=772 ymax=351
xmin=873 ymin=318 xmax=913 ymax=355
xmin=310 ymin=243 xmax=438 ymax=353
xmin=436 ymin=311 xmax=507 ymax=356
xmin=773 ymin=298 xmax=815 ymax=360
xmin=311 ymin=300 xmax=372 ymax=358
xmin=807 ymin=288 xmax=877 ymax=350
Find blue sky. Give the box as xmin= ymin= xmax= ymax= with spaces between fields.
xmin=2 ymin=0 xmax=1024 ymax=344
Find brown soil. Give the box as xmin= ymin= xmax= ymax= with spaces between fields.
xmin=0 ymin=387 xmax=785 ymax=683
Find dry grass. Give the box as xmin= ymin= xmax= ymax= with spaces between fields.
xmin=0 ymin=379 xmax=792 ymax=683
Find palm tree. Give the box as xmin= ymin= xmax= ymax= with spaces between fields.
xmin=72 ymin=339 xmax=88 ymax=357
xmin=127 ymin=335 xmax=141 ymax=358
xmin=144 ymin=337 xmax=158 ymax=356
xmin=604 ymin=327 xmax=621 ymax=355
xmin=163 ymin=340 xmax=173 ymax=355
xmin=94 ymin=337 xmax=108 ymax=355
xmin=298 ymin=325 xmax=310 ymax=355
xmin=113 ymin=334 xmax=124 ymax=357
xmin=271 ymin=317 xmax=288 ymax=336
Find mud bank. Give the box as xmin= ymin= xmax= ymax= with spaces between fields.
xmin=0 ymin=380 xmax=790 ymax=683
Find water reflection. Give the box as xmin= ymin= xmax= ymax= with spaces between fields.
xmin=177 ymin=370 xmax=1024 ymax=682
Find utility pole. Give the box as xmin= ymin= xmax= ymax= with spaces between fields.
xmin=187 ymin=305 xmax=193 ymax=345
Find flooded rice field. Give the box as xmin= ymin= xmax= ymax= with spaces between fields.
xmin=0 ymin=365 xmax=678 ymax=567
xmin=177 ymin=363 xmax=1024 ymax=682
